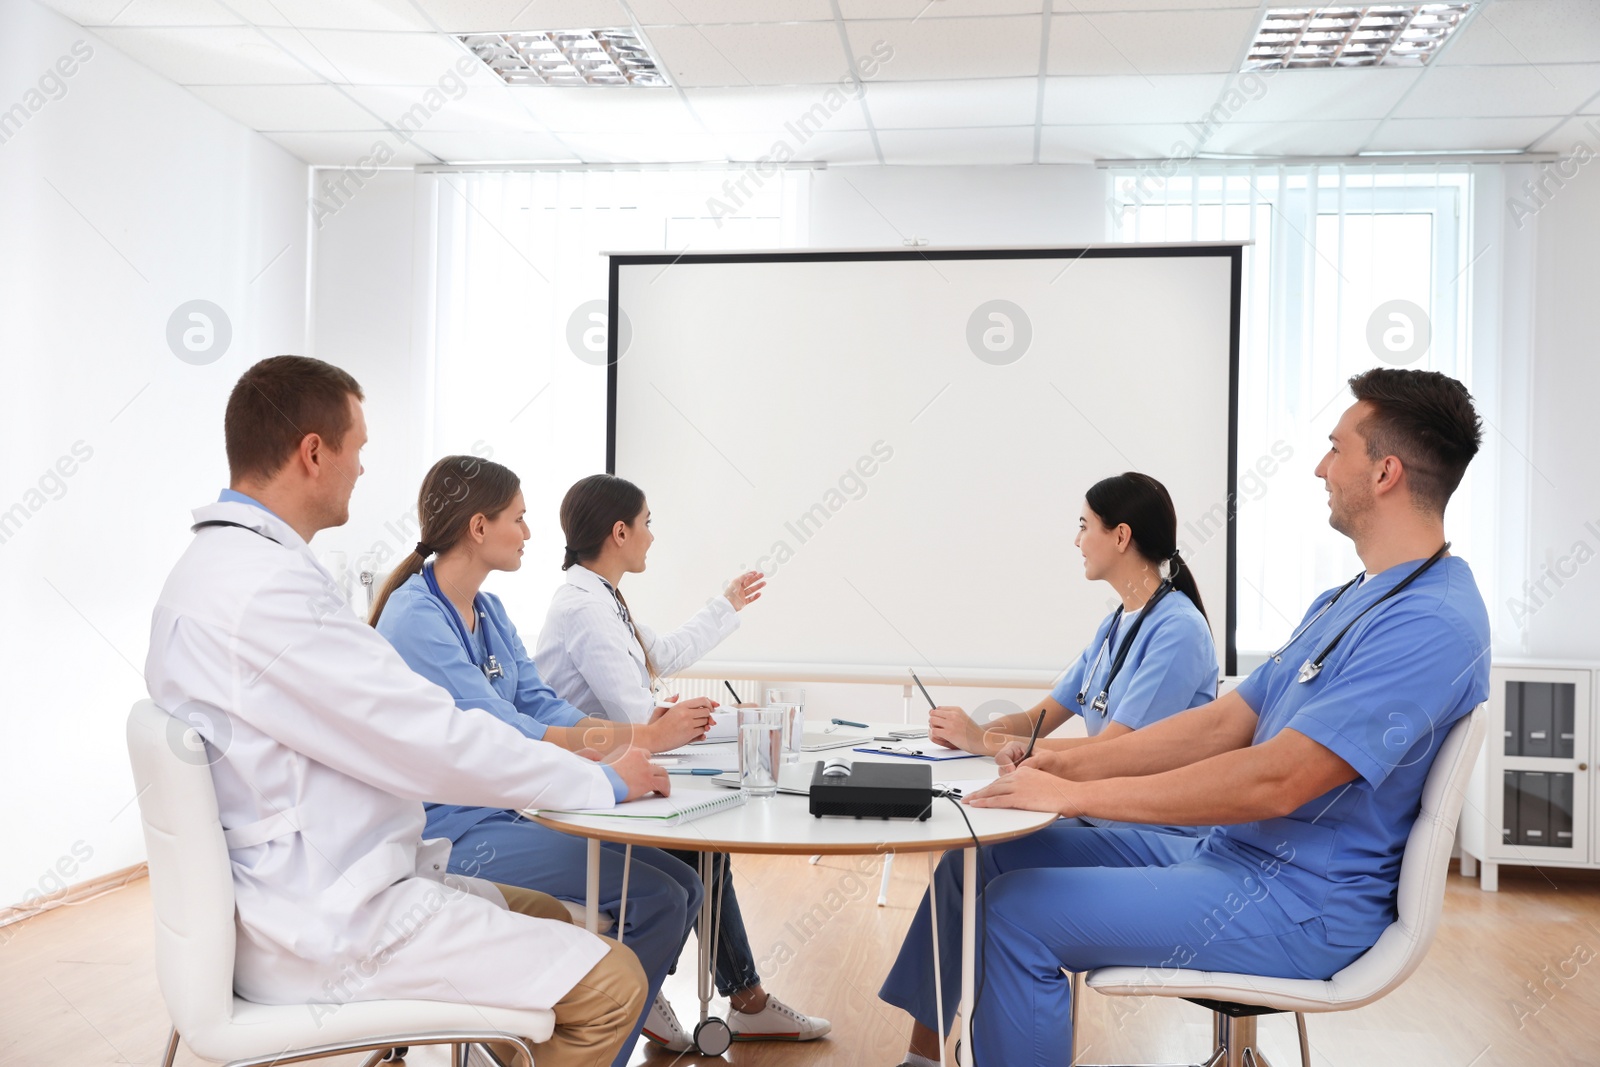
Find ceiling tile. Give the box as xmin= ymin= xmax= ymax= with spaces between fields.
xmin=261 ymin=28 xmax=474 ymax=84
xmin=683 ymin=22 xmax=859 ymax=85
xmin=1394 ymin=63 xmax=1600 ymax=119
xmin=1439 ymin=0 xmax=1600 ymax=66
xmin=1528 ymin=113 xmax=1600 ymax=151
xmin=343 ymin=81 xmax=540 ymax=132
xmin=224 ymin=0 xmax=434 ymax=31
xmin=875 ymin=124 xmax=1035 ymax=164
xmin=88 ymin=26 xmax=324 ymax=83
xmin=837 ymin=0 xmax=1041 ymax=15
xmin=265 ymin=129 xmax=437 ymax=164
xmin=686 ymin=85 xmax=872 ymax=133
xmin=411 ymin=0 xmax=632 ymax=33
xmin=406 ymin=130 xmax=582 ymax=161
xmin=1038 ymin=122 xmax=1201 ymax=163
xmin=1047 ymin=9 xmax=1258 ymax=76
xmin=631 ymin=0 xmax=835 ymax=23
xmin=1200 ymin=68 xmax=1422 ymax=123
xmin=862 ymin=78 xmax=1036 ymax=127
xmin=843 ymin=17 xmax=1042 ymax=81
xmin=1363 ymin=115 xmax=1564 ymax=152
xmin=186 ymin=83 xmax=383 ymax=129
xmin=510 ymin=86 xmax=702 ymax=134
xmin=1203 ymin=118 xmax=1382 ymax=157
xmin=1043 ymin=74 xmax=1227 ymax=124
xmin=36 ymin=0 xmax=240 ymax=25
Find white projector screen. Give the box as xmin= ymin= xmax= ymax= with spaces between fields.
xmin=609 ymin=246 xmax=1240 ymax=684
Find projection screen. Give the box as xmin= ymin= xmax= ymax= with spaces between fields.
xmin=608 ymin=246 xmax=1240 ymax=685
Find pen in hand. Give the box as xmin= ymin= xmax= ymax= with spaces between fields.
xmin=909 ymin=669 xmax=937 ymax=710
xmin=1021 ymin=707 xmax=1048 ymax=762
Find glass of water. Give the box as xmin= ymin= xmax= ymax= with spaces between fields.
xmin=765 ymin=688 xmax=806 ymax=763
xmin=738 ymin=708 xmax=784 ymax=797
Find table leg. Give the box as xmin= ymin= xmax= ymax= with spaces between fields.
xmin=958 ymin=847 xmax=976 ymax=1067
xmin=584 ymin=839 xmax=600 ymax=934
xmin=928 ymin=852 xmax=948 ymax=1067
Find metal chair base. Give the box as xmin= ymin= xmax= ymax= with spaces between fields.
xmin=159 ymin=1027 xmax=535 ymax=1067
xmin=1069 ymin=972 xmax=1311 ymax=1067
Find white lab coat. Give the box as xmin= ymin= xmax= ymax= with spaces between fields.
xmin=145 ymin=501 xmax=617 ymax=1012
xmin=534 ymin=565 xmax=738 ymax=724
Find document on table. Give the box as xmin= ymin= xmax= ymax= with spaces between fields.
xmin=535 ymin=790 xmax=746 ymax=826
xmin=853 ymin=739 xmax=984 ymax=761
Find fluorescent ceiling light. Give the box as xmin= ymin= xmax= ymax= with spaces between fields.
xmin=458 ymin=30 xmax=668 ymax=87
xmin=1244 ymin=4 xmax=1475 ymax=70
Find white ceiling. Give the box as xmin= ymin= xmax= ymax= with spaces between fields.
xmin=36 ymin=0 xmax=1600 ymax=166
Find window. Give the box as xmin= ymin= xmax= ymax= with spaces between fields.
xmin=1111 ymin=167 xmax=1476 ymax=656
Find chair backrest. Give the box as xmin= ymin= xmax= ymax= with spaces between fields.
xmin=126 ymin=699 xmax=239 ymax=1036
xmin=1326 ymin=703 xmax=1485 ymax=1005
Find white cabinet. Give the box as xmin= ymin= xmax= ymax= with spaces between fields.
xmin=1460 ymin=663 xmax=1593 ymax=890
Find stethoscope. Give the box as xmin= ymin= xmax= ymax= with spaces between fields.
xmin=1077 ymin=579 xmax=1176 ymax=715
xmin=422 ymin=563 xmax=505 ymax=682
xmin=1270 ymin=543 xmax=1449 ymax=684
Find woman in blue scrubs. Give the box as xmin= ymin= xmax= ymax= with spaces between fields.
xmin=884 ymin=471 xmax=1219 ymax=1067
xmin=929 ymin=471 xmax=1218 ymax=788
xmin=370 ymin=455 xmax=712 ymax=1067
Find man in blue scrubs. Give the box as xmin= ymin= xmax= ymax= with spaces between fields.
xmin=883 ymin=368 xmax=1490 ymax=1067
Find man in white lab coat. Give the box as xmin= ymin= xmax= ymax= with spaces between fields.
xmin=145 ymin=356 xmax=663 ymax=1067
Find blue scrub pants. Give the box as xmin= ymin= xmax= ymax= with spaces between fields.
xmin=445 ymin=811 xmax=702 ymax=1067
xmin=879 ymin=821 xmax=1363 ymax=1067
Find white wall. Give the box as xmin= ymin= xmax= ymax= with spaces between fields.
xmin=0 ymin=0 xmax=308 ymax=910
xmin=1513 ymin=163 xmax=1600 ymax=661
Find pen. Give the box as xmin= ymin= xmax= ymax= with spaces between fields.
xmin=909 ymin=669 xmax=937 ymax=710
xmin=1021 ymin=707 xmax=1048 ymax=763
xmin=668 ymin=767 xmax=727 ymax=776
xmin=723 ymin=680 xmax=742 ymax=703
xmin=832 ymin=717 xmax=870 ymax=729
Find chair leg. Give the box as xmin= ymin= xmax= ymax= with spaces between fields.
xmin=1294 ymin=1012 xmax=1310 ymax=1067
xmin=1069 ymin=971 xmax=1083 ymax=1066
xmin=878 ymin=853 xmax=895 ymax=906
xmin=160 ymin=1028 xmax=180 ymax=1067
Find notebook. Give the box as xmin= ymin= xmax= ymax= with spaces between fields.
xmin=852 ymin=739 xmax=983 ymax=762
xmin=535 ymin=790 xmax=746 ymax=827
xmin=802 ymin=729 xmax=867 ymax=752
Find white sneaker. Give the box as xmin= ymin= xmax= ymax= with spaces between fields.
xmin=727 ymin=994 xmax=831 ymax=1042
xmin=641 ymin=992 xmax=695 ymax=1053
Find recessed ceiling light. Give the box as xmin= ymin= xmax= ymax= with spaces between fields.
xmin=458 ymin=30 xmax=668 ymax=87
xmin=1244 ymin=4 xmax=1475 ymax=70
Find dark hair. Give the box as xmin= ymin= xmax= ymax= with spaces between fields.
xmin=1347 ymin=368 xmax=1482 ymax=515
xmin=367 ymin=455 xmax=521 ymax=626
xmin=1084 ymin=471 xmax=1207 ymax=622
xmin=559 ymin=473 xmax=657 ymax=680
xmin=225 ymin=356 xmax=364 ymax=483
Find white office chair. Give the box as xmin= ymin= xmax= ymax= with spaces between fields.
xmin=127 ymin=699 xmax=558 ymax=1067
xmin=1072 ymin=705 xmax=1485 ymax=1067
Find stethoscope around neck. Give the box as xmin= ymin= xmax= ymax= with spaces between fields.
xmin=422 ymin=563 xmax=505 ymax=682
xmin=1077 ymin=578 xmax=1177 ymax=715
xmin=1269 ymin=542 xmax=1449 ymax=684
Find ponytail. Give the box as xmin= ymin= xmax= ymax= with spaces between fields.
xmin=1164 ymin=549 xmax=1208 ymax=623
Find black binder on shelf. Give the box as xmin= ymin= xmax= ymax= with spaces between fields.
xmin=1522 ymin=684 xmax=1554 ymax=758
xmin=1518 ymin=770 xmax=1551 ymax=847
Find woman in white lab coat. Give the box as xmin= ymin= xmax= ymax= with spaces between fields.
xmin=535 ymin=473 xmax=831 ymax=1046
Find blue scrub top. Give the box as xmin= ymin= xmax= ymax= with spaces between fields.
xmin=1049 ymin=589 xmax=1219 ymax=735
xmin=1208 ymin=555 xmax=1489 ymax=949
xmin=376 ymin=570 xmax=623 ymax=841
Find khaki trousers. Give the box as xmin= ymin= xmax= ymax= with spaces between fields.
xmin=488 ymin=883 xmax=648 ymax=1067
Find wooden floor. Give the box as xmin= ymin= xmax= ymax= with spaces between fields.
xmin=2 ymin=855 xmax=1596 ymax=1067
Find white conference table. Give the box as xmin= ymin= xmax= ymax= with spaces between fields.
xmin=529 ymin=736 xmax=1055 ymax=1067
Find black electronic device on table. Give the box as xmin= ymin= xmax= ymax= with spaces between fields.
xmin=808 ymin=758 xmax=934 ymax=821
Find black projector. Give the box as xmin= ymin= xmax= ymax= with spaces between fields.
xmin=809 ymin=760 xmax=934 ymax=821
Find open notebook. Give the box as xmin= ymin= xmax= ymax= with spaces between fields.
xmin=534 ymin=790 xmax=746 ymax=827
